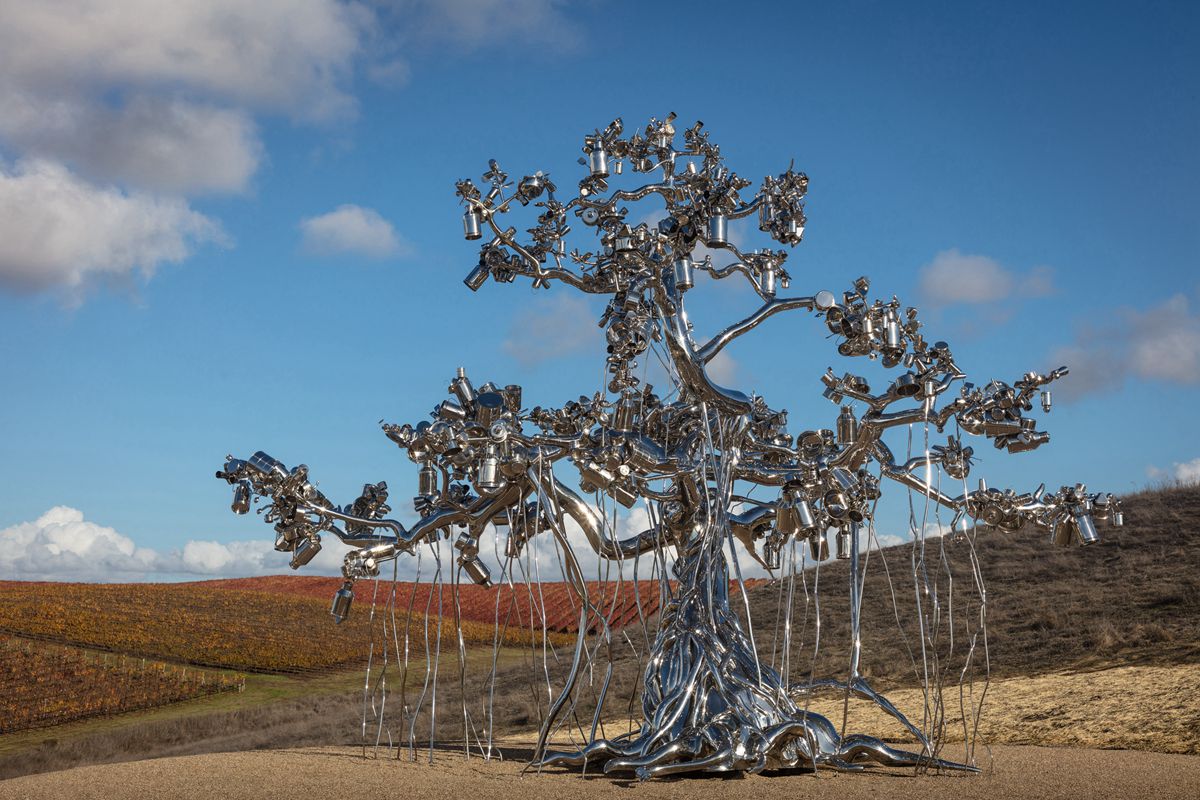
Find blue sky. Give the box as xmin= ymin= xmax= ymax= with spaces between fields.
xmin=0 ymin=1 xmax=1197 ymax=581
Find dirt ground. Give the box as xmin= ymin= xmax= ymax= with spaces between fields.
xmin=797 ymin=662 xmax=1200 ymax=755
xmin=1 ymin=743 xmax=1198 ymax=800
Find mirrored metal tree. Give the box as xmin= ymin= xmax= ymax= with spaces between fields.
xmin=215 ymin=115 xmax=1121 ymax=778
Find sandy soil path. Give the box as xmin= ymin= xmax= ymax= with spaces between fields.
xmin=1 ymin=744 xmax=1197 ymax=800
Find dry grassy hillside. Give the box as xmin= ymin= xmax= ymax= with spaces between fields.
xmin=742 ymin=483 xmax=1200 ymax=688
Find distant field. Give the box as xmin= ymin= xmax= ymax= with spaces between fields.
xmin=0 ymin=635 xmax=241 ymax=734
xmin=190 ymin=576 xmax=764 ymax=634
xmin=0 ymin=581 xmax=568 ymax=675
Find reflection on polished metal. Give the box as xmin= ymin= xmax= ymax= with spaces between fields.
xmin=214 ymin=116 xmax=1121 ymax=778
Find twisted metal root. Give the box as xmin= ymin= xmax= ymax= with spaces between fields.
xmin=537 ymin=714 xmax=978 ymax=778
xmin=534 ymin=515 xmax=978 ymax=780
xmin=534 ymin=585 xmax=978 ymax=778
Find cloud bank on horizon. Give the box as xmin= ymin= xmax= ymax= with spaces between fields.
xmin=0 ymin=506 xmax=348 ymax=582
xmin=0 ymin=503 xmax=931 ymax=583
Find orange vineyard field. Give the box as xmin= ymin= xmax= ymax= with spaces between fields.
xmin=0 ymin=635 xmax=241 ymax=734
xmin=192 ymin=575 xmax=766 ymax=633
xmin=0 ymin=581 xmax=568 ymax=675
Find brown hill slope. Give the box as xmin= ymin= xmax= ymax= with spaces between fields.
xmin=742 ymin=483 xmax=1200 ymax=688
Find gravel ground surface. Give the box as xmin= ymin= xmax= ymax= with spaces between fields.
xmin=1 ymin=744 xmax=1197 ymax=800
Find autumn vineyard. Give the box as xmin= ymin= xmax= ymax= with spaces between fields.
xmin=0 ymin=575 xmax=728 ymax=734
xmin=0 ymin=635 xmax=241 ymax=734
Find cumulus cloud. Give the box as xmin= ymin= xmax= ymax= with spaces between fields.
xmin=0 ymin=159 xmax=225 ymax=296
xmin=0 ymin=0 xmax=367 ymax=298
xmin=503 ymin=293 xmax=602 ymax=366
xmin=1178 ymin=459 xmax=1200 ymax=485
xmin=0 ymin=507 xmax=160 ymax=580
xmin=300 ymin=204 xmax=407 ymax=259
xmin=0 ymin=1 xmax=587 ymax=300
xmin=918 ymin=249 xmax=1054 ymax=307
xmin=1148 ymin=457 xmax=1200 ymax=486
xmin=0 ymin=501 xmax=967 ymax=585
xmin=0 ymin=92 xmax=262 ymax=194
xmin=1048 ymin=293 xmax=1200 ymax=401
xmin=0 ymin=1 xmax=363 ymax=122
xmin=0 ymin=1 xmax=364 ymax=192
xmin=0 ymin=506 xmax=345 ymax=582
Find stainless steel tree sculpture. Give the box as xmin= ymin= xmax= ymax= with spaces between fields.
xmin=215 ymin=115 xmax=1122 ymax=778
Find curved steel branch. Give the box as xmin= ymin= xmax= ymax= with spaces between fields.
xmin=733 ymin=462 xmax=807 ymax=486
xmin=698 ymin=296 xmax=818 ymax=364
xmin=321 ymin=484 xmax=524 ymax=569
xmin=725 ymin=196 xmax=766 ymax=220
xmin=606 ymin=182 xmax=675 ymax=205
xmin=729 ymin=504 xmax=775 ymax=567
xmin=652 ymin=282 xmax=753 ymax=415
xmin=526 ymin=467 xmax=660 ymax=559
xmin=308 ymin=504 xmax=401 ymax=546
xmin=872 ymin=445 xmax=962 ymax=511
xmin=472 ymin=199 xmax=591 ymax=290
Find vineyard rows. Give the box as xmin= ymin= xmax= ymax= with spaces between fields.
xmin=194 ymin=575 xmax=767 ymax=633
xmin=0 ymin=581 xmax=568 ymax=675
xmin=0 ymin=576 xmax=762 ymax=735
xmin=0 ymin=635 xmax=241 ymax=734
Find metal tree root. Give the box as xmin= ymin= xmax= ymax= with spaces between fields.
xmin=535 ymin=523 xmax=977 ymax=778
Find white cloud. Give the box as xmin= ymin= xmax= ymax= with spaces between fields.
xmin=0 ymin=1 xmax=367 ymax=298
xmin=1126 ymin=294 xmax=1200 ymax=384
xmin=0 ymin=501 xmax=658 ymax=584
xmin=1148 ymin=456 xmax=1200 ymax=486
xmin=0 ymin=500 xmax=969 ymax=585
xmin=0 ymin=506 xmax=347 ymax=582
xmin=0 ymin=159 xmax=225 ymax=297
xmin=0 ymin=1 xmax=363 ymax=121
xmin=176 ymin=537 xmax=346 ymax=576
xmin=0 ymin=507 xmax=160 ymax=580
xmin=503 ymin=293 xmax=602 ymax=365
xmin=1049 ymin=293 xmax=1200 ymax=401
xmin=918 ymin=249 xmax=1054 ymax=307
xmin=916 ymin=520 xmax=956 ymax=540
xmin=0 ymin=1 xmax=587 ymax=300
xmin=0 ymin=1 xmax=367 ymax=196
xmin=0 ymin=92 xmax=262 ymax=194
xmin=1177 ymin=458 xmax=1200 ymax=485
xmin=300 ymin=204 xmax=407 ymax=259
